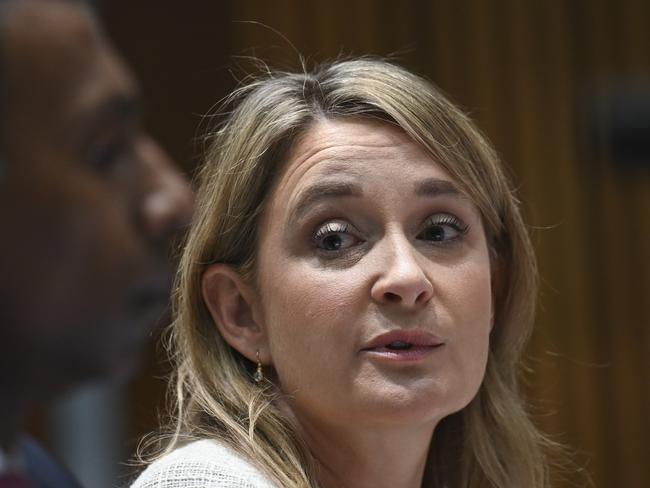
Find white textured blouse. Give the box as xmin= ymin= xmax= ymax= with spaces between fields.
xmin=130 ymin=439 xmax=276 ymax=488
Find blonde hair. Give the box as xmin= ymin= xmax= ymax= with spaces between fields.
xmin=148 ymin=58 xmax=553 ymax=487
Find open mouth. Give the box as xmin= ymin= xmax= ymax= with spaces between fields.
xmin=385 ymin=341 xmax=414 ymax=350
xmin=360 ymin=330 xmax=444 ymax=360
xmin=365 ymin=341 xmax=439 ymax=352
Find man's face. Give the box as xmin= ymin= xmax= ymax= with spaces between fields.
xmin=0 ymin=0 xmax=193 ymax=390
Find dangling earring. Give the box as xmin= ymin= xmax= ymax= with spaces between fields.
xmin=253 ymin=350 xmax=264 ymax=383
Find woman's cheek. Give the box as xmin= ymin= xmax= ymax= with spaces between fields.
xmin=265 ymin=275 xmax=358 ymax=393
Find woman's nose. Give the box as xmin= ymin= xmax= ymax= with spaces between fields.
xmin=137 ymin=136 xmax=195 ymax=245
xmin=370 ymin=233 xmax=434 ymax=307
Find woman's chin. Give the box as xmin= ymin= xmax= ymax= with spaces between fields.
xmin=348 ymin=382 xmax=465 ymax=429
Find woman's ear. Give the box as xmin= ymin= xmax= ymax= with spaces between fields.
xmin=202 ymin=263 xmax=265 ymax=363
xmin=489 ymin=254 xmax=501 ymax=332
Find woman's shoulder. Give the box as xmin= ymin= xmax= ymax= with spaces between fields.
xmin=129 ymin=439 xmax=276 ymax=488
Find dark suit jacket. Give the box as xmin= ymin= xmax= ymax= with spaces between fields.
xmin=20 ymin=437 xmax=82 ymax=488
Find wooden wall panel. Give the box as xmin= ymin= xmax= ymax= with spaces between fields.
xmin=102 ymin=2 xmax=650 ymax=486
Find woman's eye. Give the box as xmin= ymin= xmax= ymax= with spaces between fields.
xmin=417 ymin=214 xmax=469 ymax=243
xmin=313 ymin=221 xmax=360 ymax=252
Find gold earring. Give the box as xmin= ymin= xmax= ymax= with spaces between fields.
xmin=254 ymin=350 xmax=263 ymax=383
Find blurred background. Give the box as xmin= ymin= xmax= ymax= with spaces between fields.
xmin=36 ymin=1 xmax=649 ymax=487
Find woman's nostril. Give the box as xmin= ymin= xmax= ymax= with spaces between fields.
xmin=384 ymin=292 xmax=401 ymax=303
xmin=415 ymin=290 xmax=429 ymax=304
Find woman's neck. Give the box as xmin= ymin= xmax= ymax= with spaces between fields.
xmin=296 ymin=415 xmax=436 ymax=488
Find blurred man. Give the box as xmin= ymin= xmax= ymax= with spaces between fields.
xmin=0 ymin=0 xmax=194 ymax=485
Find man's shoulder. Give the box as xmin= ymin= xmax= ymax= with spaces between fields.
xmin=130 ymin=439 xmax=276 ymax=488
xmin=20 ymin=436 xmax=82 ymax=488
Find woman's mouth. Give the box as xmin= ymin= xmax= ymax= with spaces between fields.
xmin=360 ymin=330 xmax=445 ymax=362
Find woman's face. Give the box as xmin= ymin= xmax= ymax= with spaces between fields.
xmin=254 ymin=118 xmax=492 ymax=431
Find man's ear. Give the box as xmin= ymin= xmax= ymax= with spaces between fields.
xmin=201 ymin=263 xmax=265 ymax=363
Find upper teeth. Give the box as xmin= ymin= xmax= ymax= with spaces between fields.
xmin=386 ymin=341 xmax=412 ymax=350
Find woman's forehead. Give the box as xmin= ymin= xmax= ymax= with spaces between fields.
xmin=274 ymin=118 xmax=448 ymax=195
xmin=255 ymin=118 xmax=480 ymax=231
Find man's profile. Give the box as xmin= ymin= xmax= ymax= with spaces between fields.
xmin=0 ymin=0 xmax=194 ymax=485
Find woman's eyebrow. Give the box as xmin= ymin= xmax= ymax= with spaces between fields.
xmin=288 ymin=180 xmax=363 ymax=224
xmin=287 ymin=177 xmax=465 ymax=224
xmin=415 ymin=178 xmax=464 ymax=198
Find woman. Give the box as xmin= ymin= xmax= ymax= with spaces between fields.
xmin=132 ymin=58 xmax=553 ymax=487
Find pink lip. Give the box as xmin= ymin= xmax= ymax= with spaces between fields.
xmin=361 ymin=329 xmax=444 ymax=351
xmin=360 ymin=329 xmax=444 ymax=362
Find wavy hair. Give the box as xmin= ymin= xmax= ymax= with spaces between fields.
xmin=144 ymin=57 xmax=554 ymax=487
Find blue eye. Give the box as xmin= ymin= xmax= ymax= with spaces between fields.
xmin=417 ymin=214 xmax=469 ymax=243
xmin=313 ymin=221 xmax=360 ymax=252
